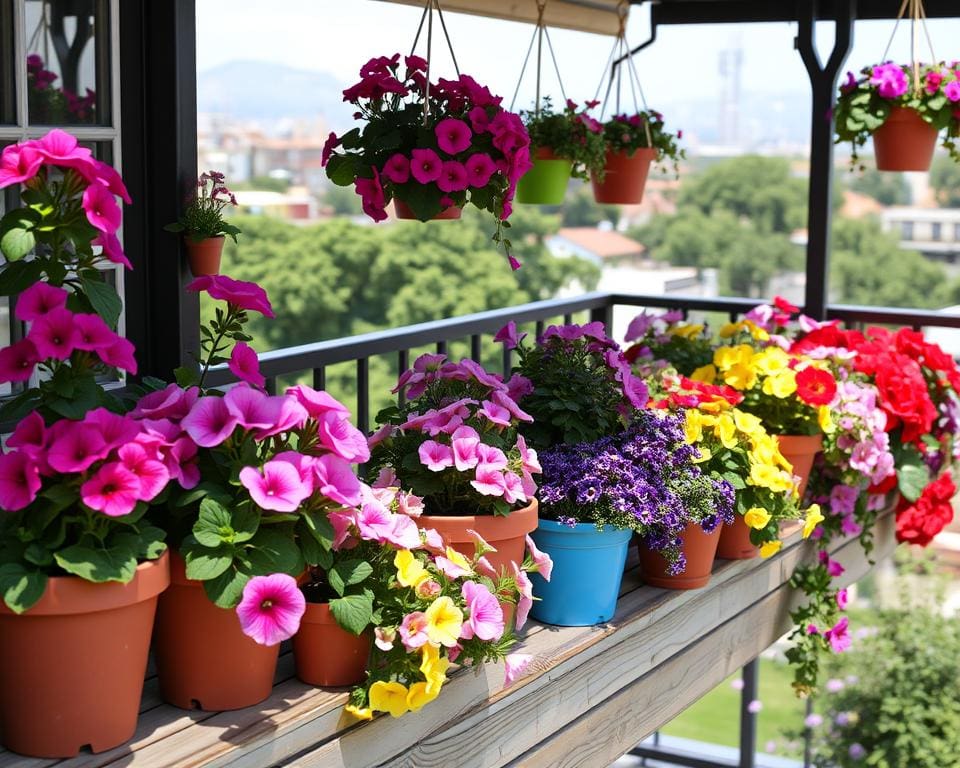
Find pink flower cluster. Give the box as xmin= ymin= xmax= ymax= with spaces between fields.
xmin=27 ymin=55 xmax=97 ymax=120
xmin=870 ymin=63 xmax=909 ymax=99
xmin=0 ymin=281 xmax=136 ymax=384
xmin=0 ymin=408 xmax=169 ymax=516
xmin=0 ymin=129 xmax=131 ymax=268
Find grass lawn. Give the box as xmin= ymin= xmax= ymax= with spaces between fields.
xmin=660 ymin=658 xmax=807 ymax=757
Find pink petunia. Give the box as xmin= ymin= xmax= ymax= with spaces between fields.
xmin=0 ymin=339 xmax=40 ymax=383
xmin=240 ymin=459 xmax=313 ymax=512
xmin=0 ymin=144 xmax=44 ymax=189
xmin=512 ymin=561 xmax=534 ymax=630
xmin=328 ymin=509 xmax=357 ymax=550
xmin=118 ymin=442 xmax=169 ymax=501
xmin=228 ymin=341 xmax=265 ymax=389
xmin=82 ymin=181 xmax=123 ymax=233
xmin=28 ymin=307 xmax=79 ymax=361
xmin=460 ymin=580 xmax=505 ymax=641
xmin=824 ymin=616 xmax=851 ymax=653
xmin=502 ymin=471 xmax=526 ymax=504
xmin=0 ymin=451 xmax=41 ymax=511
xmin=419 ymin=440 xmax=455 ymax=472
xmin=85 ymin=159 xmax=131 ymax=204
xmin=318 ymin=411 xmax=370 ymax=463
xmin=92 ymin=231 xmax=132 ymax=269
xmin=236 ymin=573 xmax=306 ymax=646
xmin=478 ymin=399 xmax=512 ymax=427
xmin=475 ymin=444 xmax=508 ymax=471
xmin=132 ymin=383 xmax=198 ymax=421
xmin=491 ymin=390 xmax=533 ymax=422
xmin=166 ymin=435 xmax=200 ymax=489
xmin=471 ymin=466 xmax=507 ymax=497
xmin=410 ymin=148 xmax=442 ymax=184
xmin=464 ymin=153 xmax=497 ymax=188
xmin=6 ymin=411 xmax=46 ymax=460
xmin=98 ymin=336 xmax=138 ymax=374
xmin=47 ymin=422 xmax=109 ymax=473
xmin=181 ymin=395 xmax=239 ymax=447
xmin=15 ymin=282 xmax=68 ymax=323
xmin=31 ymin=129 xmax=94 ymax=169
xmin=286 ymin=384 xmax=350 ymax=419
xmin=313 ymin=453 xmax=363 ymax=507
xmin=435 ymin=118 xmax=472 ymax=154
xmin=836 ymin=588 xmax=849 ymax=611
xmin=81 ymin=462 xmax=142 ymax=517
xmin=451 ymin=425 xmax=481 ymax=471
xmin=437 ymin=161 xmax=468 ymax=193
xmin=468 ymin=106 xmax=491 ymax=134
xmin=223 ymin=385 xmax=280 ymax=430
xmin=381 ymin=153 xmax=410 ymax=184
xmin=399 ymin=611 xmax=430 ymax=650
xmin=503 ymin=652 xmax=533 ymax=688
xmin=493 ymin=321 xmax=526 ymax=350
xmin=186 ymin=274 xmax=275 ymax=318
xmin=525 ymin=535 xmax=553 ymax=581
xmin=83 ymin=408 xmax=141 ymax=451
xmin=379 ymin=513 xmax=423 ymax=550
xmin=73 ymin=313 xmax=120 ymax=351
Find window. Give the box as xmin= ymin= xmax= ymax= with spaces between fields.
xmin=932 ymin=222 xmax=942 ymax=242
xmin=901 ymin=221 xmax=914 ymax=241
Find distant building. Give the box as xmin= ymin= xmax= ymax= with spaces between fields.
xmin=881 ymin=207 xmax=960 ymax=264
xmin=548 ymin=226 xmax=647 ymax=266
xmin=234 ymin=187 xmax=318 ymax=222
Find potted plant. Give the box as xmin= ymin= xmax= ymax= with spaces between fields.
xmin=165 ymin=170 xmax=241 ymax=276
xmin=322 ymin=54 xmax=531 ymax=269
xmin=835 ymin=62 xmax=960 ymax=171
xmin=494 ymin=320 xmax=648 ymax=624
xmin=368 ymin=353 xmax=540 ymax=574
xmin=516 ymin=98 xmax=607 ymax=205
xmin=592 ymin=109 xmax=684 ymax=204
xmin=623 ymin=308 xmax=715 ymax=377
xmin=0 ymin=131 xmax=170 ymax=758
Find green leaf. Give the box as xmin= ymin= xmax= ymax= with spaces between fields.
xmin=204 ymin=565 xmax=250 ymax=609
xmin=329 ymin=592 xmax=375 ymax=635
xmin=136 ymin=526 xmax=168 ymax=560
xmin=327 ymin=559 xmax=373 ymax=597
xmin=0 ymin=564 xmax=47 ymax=614
xmin=1 ymin=227 xmax=36 ymax=262
xmin=194 ymin=497 xmax=236 ymax=547
xmin=298 ymin=528 xmax=327 ymax=567
xmin=897 ymin=463 xmax=929 ymax=503
xmin=0 ymin=259 xmax=44 ymax=295
xmin=246 ymin=528 xmax=303 ymax=576
xmin=182 ymin=536 xmax=235 ymax=581
xmin=302 ymin=510 xmax=334 ymax=548
xmin=23 ymin=542 xmax=54 ymax=567
xmin=326 ymin=154 xmax=358 ymax=187
xmin=79 ymin=275 xmax=123 ymax=329
xmin=54 ymin=543 xmax=138 ymax=583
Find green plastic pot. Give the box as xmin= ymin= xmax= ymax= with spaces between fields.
xmin=516 ymin=148 xmax=573 ymax=205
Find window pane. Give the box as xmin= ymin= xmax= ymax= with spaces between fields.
xmin=0 ymin=0 xmax=14 ymax=124
xmin=25 ymin=0 xmax=111 ymax=127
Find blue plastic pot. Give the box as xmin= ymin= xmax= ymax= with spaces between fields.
xmin=529 ymin=519 xmax=633 ymax=626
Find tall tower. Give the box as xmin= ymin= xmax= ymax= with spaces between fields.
xmin=718 ymin=39 xmax=743 ymax=147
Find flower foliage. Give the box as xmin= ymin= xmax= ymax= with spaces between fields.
xmin=623 ymin=308 xmax=715 ymax=378
xmin=835 ymin=61 xmax=960 ymax=167
xmin=164 ymin=170 xmax=241 ymax=242
xmin=26 ymin=54 xmax=96 ymax=124
xmin=323 ymin=53 xmax=531 ymax=268
xmin=601 ymin=110 xmax=685 ymax=176
xmin=369 ymin=354 xmax=539 ymax=517
xmin=520 ymin=97 xmax=607 ymax=180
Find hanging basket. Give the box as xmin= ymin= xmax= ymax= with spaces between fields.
xmin=393 ymin=198 xmax=462 ymax=220
xmin=591 ymin=147 xmax=656 ymax=204
xmin=517 ymin=148 xmax=573 ymax=205
xmin=873 ymin=107 xmax=939 ymax=171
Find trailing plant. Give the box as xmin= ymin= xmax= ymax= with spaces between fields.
xmin=520 ymin=97 xmax=607 ymax=180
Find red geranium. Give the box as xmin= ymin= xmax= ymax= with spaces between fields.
xmin=895 ymin=472 xmax=957 ymax=546
xmin=872 ymin=356 xmax=937 ymax=443
xmin=795 ymin=366 xmax=837 ymax=406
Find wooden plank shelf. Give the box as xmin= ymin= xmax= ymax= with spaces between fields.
xmin=0 ymin=514 xmax=896 ymax=768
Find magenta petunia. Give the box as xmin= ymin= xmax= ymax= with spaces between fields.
xmin=81 ymin=462 xmax=142 ymax=517
xmin=223 ymin=385 xmax=280 ymax=431
xmin=313 ymin=453 xmax=363 ymax=507
xmin=318 ymin=410 xmax=370 ymax=463
xmin=355 ymin=168 xmax=388 ymax=223
xmin=0 ymin=144 xmax=43 ymax=189
xmin=92 ymin=231 xmax=131 ymax=269
xmin=434 ymin=118 xmax=472 ymax=154
xmin=186 ymin=274 xmax=275 ymax=318
xmin=252 ymin=396 xmax=309 ymax=440
xmin=464 ymin=153 xmax=497 ymax=188
xmin=82 ymin=181 xmax=123 ymax=234
xmin=410 ymin=148 xmax=443 ymax=184
xmin=132 ymin=383 xmax=198 ymax=421
xmin=31 ymin=129 xmax=94 ymax=170
xmin=181 ymin=395 xmax=239 ymax=447
xmin=946 ymin=80 xmax=960 ymax=103
xmin=239 ymin=459 xmax=312 ymax=512
xmin=28 ymin=306 xmax=79 ymax=361
xmin=83 ymin=408 xmax=141 ymax=451
xmin=286 ymin=384 xmax=350 ymax=419
xmin=15 ymin=282 xmax=68 ymax=323
xmin=118 ymin=442 xmax=169 ymax=501
xmin=228 ymin=341 xmax=265 ymax=389
xmin=870 ymin=63 xmax=908 ymax=99
xmin=0 ymin=451 xmax=41 ymax=511
xmin=84 ymin=159 xmax=132 ymax=204
xmin=468 ymin=106 xmax=491 ymax=134
xmin=503 ymin=652 xmax=533 ymax=688
xmin=460 ymin=580 xmax=504 ymax=641
xmin=381 ymin=153 xmax=411 ymax=184
xmin=0 ymin=339 xmax=40 ymax=383
xmin=824 ymin=616 xmax=852 ymax=653
xmin=437 ymin=161 xmax=468 ymax=193
xmin=98 ymin=335 xmax=138 ymax=374
xmin=6 ymin=411 xmax=46 ymax=459
xmin=236 ymin=573 xmax=306 ymax=646
xmin=73 ymin=313 xmax=120 ymax=351
xmin=47 ymin=422 xmax=109 ymax=473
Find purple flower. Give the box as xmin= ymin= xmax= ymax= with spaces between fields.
xmin=870 ymin=63 xmax=908 ymax=99
xmin=946 ymin=80 xmax=960 ymax=103
xmin=848 ymin=743 xmax=866 ymax=761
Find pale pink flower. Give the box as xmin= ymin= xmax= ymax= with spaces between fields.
xmin=836 ymin=588 xmax=849 ymax=610
xmin=502 ymin=471 xmax=526 ymax=504
xmin=824 ymin=616 xmax=852 ymax=653
xmin=435 ymin=547 xmax=473 ymax=579
xmin=313 ymin=453 xmax=362 ymax=506
xmin=81 ymin=462 xmax=141 ymax=517
xmin=471 ymin=466 xmax=507 ymax=497
xmin=328 ymin=510 xmax=357 ymax=549
xmin=15 ymin=282 xmax=68 ymax=322
xmin=0 ymin=339 xmax=40 ymax=383
xmin=374 ymin=627 xmax=396 ymax=651
xmin=460 ymin=580 xmax=504 ymax=641
xmin=380 ymin=513 xmax=423 ymax=549
xmin=525 ymin=535 xmax=553 ymax=581
xmin=466 ymin=528 xmax=497 ymax=555
xmin=182 ymin=395 xmax=239 ymax=447
xmin=475 ymin=556 xmax=498 ymax=579
xmin=420 ymin=527 xmax=445 ymax=552
xmin=503 ymin=653 xmax=533 ymax=688
xmin=0 ymin=451 xmax=41 ymax=511
xmin=478 ymin=399 xmax=512 ymax=427
xmin=236 ymin=573 xmax=306 ymax=646
xmin=416 ymin=580 xmax=442 ymax=598
xmin=451 ymin=425 xmax=481 ymax=470
xmin=228 ymin=342 xmax=264 ymax=389
xmin=419 ymin=440 xmax=455 ymax=471
xmin=399 ymin=611 xmax=430 ymax=650
xmin=240 ymin=460 xmax=313 ymax=512
xmin=475 ymin=443 xmax=508 ymax=470
xmin=367 ymin=423 xmax=394 ymax=449
xmin=397 ymin=491 xmax=424 ymax=517
xmin=512 ymin=561 xmax=534 ymax=630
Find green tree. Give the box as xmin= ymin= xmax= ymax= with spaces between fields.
xmin=560 ymin=187 xmax=620 ymax=228
xmin=844 ymin=166 xmax=910 ymax=206
xmin=323 ymin=184 xmax=363 ymax=216
xmin=930 ymin=156 xmax=960 ymax=208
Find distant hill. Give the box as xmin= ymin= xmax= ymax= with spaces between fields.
xmin=197 ymin=60 xmax=354 ymax=129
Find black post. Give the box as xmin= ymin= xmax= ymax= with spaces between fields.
xmin=796 ymin=0 xmax=855 ymax=320
xmin=739 ymin=658 xmax=759 ymax=768
xmin=120 ymin=0 xmax=200 ymax=381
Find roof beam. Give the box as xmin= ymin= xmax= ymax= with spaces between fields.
xmin=650 ymin=0 xmax=959 ymax=25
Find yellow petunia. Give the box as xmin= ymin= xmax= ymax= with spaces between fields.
xmin=406 ymin=681 xmax=440 ymax=712
xmin=369 ymin=681 xmax=410 ymax=718
xmin=716 ymin=414 xmax=739 ymax=449
xmin=395 ymin=549 xmax=429 ymax=588
xmin=424 ymin=596 xmax=463 ymax=648
xmin=733 ymin=409 xmax=763 ymax=436
xmin=443 ymin=546 xmax=473 ymax=574
xmin=748 ymin=463 xmax=794 ymax=494
xmin=684 ymin=408 xmax=703 ymax=444
xmin=752 ymin=347 xmax=789 ymax=375
xmin=719 ymin=321 xmax=744 ymax=339
xmin=344 ymin=704 xmax=373 ymax=721
xmin=742 ymin=319 xmax=770 ymax=341
xmin=673 ymin=323 xmax=704 ymax=339
xmin=761 ymin=369 xmax=797 ymax=399
xmin=818 ymin=405 xmax=835 ymax=434
xmin=420 ymin=643 xmax=451 ymax=694
xmin=691 ymin=364 xmax=717 ymax=383
xmin=760 ymin=540 xmax=782 ymax=558
xmin=723 ymin=363 xmax=758 ymax=391
xmin=802 ymin=504 xmax=825 ymax=539
xmin=744 ymin=507 xmax=772 ymax=530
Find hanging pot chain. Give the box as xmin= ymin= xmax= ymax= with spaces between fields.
xmin=879 ymin=0 xmax=937 ymax=95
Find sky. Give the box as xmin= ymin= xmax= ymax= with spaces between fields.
xmin=195 ymin=0 xmax=960 ymax=111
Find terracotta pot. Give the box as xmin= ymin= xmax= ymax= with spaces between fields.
xmin=516 ymin=147 xmax=574 ymax=205
xmin=153 ymin=552 xmax=279 ymax=711
xmin=0 ymin=552 xmax=170 ymax=758
xmin=776 ymin=434 xmax=823 ymax=500
xmin=184 ymin=235 xmax=225 ymax=276
xmin=873 ymin=107 xmax=939 ymax=172
xmin=639 ymin=522 xmax=721 ymax=590
xmin=293 ymin=602 xmax=371 ymax=687
xmin=393 ymin=198 xmax=462 ymax=221
xmin=416 ymin=498 xmax=538 ymax=576
xmin=717 ymin=514 xmax=759 ymax=560
xmin=591 ymin=147 xmax=656 ymax=204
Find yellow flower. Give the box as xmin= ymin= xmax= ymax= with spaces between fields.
xmin=723 ymin=363 xmax=757 ymax=391
xmin=744 ymin=507 xmax=772 ymax=530
xmin=684 ymin=408 xmax=703 ymax=444
xmin=442 ymin=546 xmax=473 ymax=574
xmin=714 ymin=344 xmax=754 ymax=371
xmin=395 ymin=549 xmax=429 ymax=588
xmin=719 ymin=321 xmax=744 ymax=338
xmin=424 ymin=596 xmax=463 ymax=648
xmin=748 ymin=462 xmax=793 ymax=493
xmin=344 ymin=704 xmax=373 ymax=720
xmin=752 ymin=347 xmax=789 ymax=375
xmin=406 ymin=681 xmax=440 ymax=712
xmin=691 ymin=364 xmax=717 ymax=383
xmin=369 ymin=681 xmax=410 ymax=718
xmin=760 ymin=540 xmax=782 ymax=558
xmin=743 ymin=320 xmax=770 ymax=341
xmin=818 ymin=405 xmax=835 ymax=434
xmin=802 ymin=504 xmax=824 ymax=539
xmin=673 ymin=323 xmax=704 ymax=339
xmin=716 ymin=414 xmax=738 ymax=449
xmin=761 ymin=369 xmax=797 ymax=399
xmin=420 ymin=643 xmax=451 ymax=694
xmin=733 ymin=409 xmax=763 ymax=436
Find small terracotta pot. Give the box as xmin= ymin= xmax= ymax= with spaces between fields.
xmin=153 ymin=552 xmax=279 ymax=711
xmin=393 ymin=198 xmax=462 ymax=221
xmin=873 ymin=107 xmax=939 ymax=172
xmin=0 ymin=552 xmax=170 ymax=758
xmin=639 ymin=522 xmax=721 ymax=590
xmin=184 ymin=235 xmax=225 ymax=276
xmin=416 ymin=499 xmax=538 ymax=576
xmin=293 ymin=602 xmax=371 ymax=687
xmin=591 ymin=147 xmax=656 ymax=204
xmin=776 ymin=434 xmax=823 ymax=500
xmin=717 ymin=514 xmax=759 ymax=560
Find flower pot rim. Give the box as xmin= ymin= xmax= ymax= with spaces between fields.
xmin=536 ymin=518 xmax=633 ymax=537
xmin=184 ymin=234 xmax=226 ymax=244
xmin=604 ymin=146 xmax=658 ymax=161
xmin=0 ymin=549 xmax=170 ymax=617
xmin=776 ymin=433 xmax=824 ymax=450
xmin=418 ymin=498 xmax=537 ymax=526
